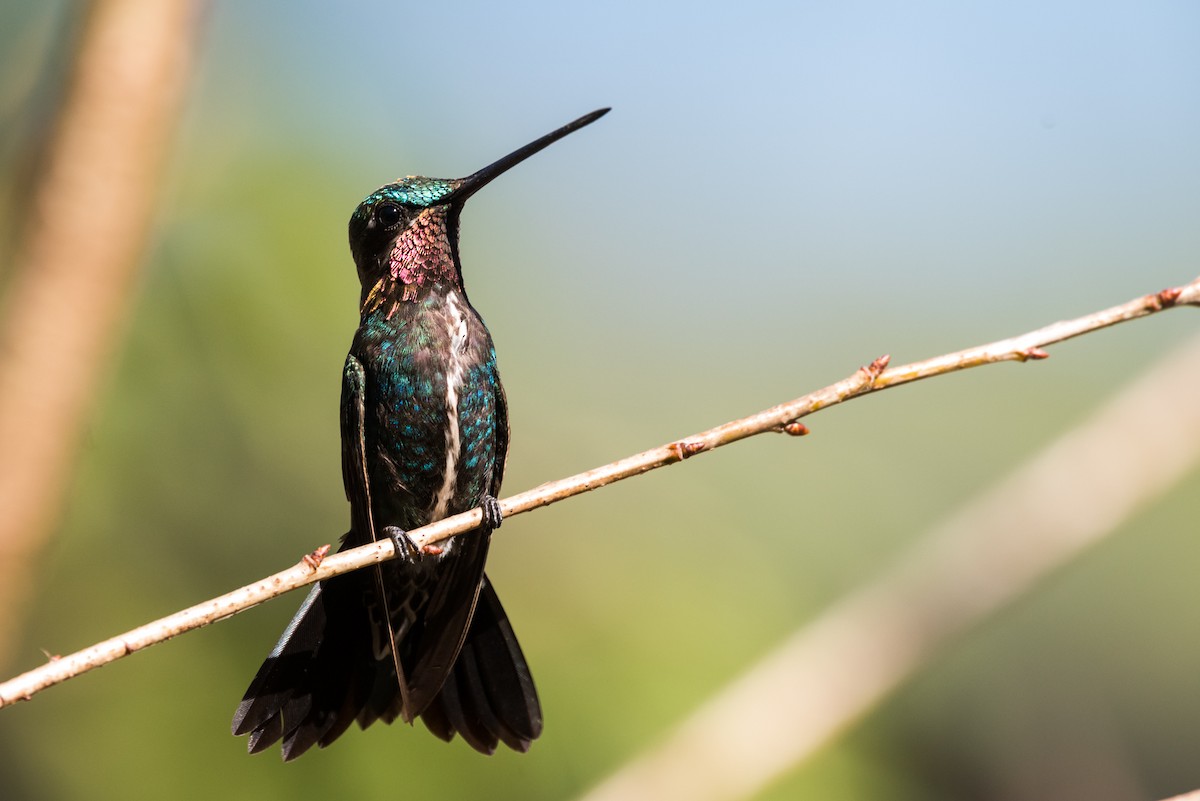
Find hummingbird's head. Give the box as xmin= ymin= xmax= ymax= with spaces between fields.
xmin=348 ymin=177 xmax=462 ymax=290
xmin=347 ymin=108 xmax=611 ymax=306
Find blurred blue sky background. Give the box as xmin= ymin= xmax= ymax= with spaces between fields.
xmin=2 ymin=2 xmax=1199 ymax=799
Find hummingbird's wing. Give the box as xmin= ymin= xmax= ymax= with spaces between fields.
xmin=341 ymin=355 xmax=412 ymax=714
xmin=340 ymin=356 xmax=376 ymax=538
xmin=489 ymin=371 xmax=510 ymax=496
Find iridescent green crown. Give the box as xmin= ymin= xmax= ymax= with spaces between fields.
xmin=352 ymin=176 xmax=457 ymax=221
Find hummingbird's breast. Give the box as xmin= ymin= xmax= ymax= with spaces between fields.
xmin=353 ymin=286 xmax=503 ymax=536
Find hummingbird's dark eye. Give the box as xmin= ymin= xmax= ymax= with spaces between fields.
xmin=376 ymin=202 xmax=403 ymax=228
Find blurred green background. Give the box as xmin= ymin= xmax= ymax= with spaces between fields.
xmin=2 ymin=1 xmax=1199 ymax=799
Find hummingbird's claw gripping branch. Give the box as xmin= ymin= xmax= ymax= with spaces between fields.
xmin=383 ymin=526 xmax=421 ymax=560
xmin=480 ymin=495 xmax=504 ymax=532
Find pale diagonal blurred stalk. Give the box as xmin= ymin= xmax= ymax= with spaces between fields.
xmin=0 ymin=0 xmax=201 ymax=669
xmin=579 ymin=331 xmax=1200 ymax=801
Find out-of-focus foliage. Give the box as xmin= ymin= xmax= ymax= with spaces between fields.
xmin=2 ymin=3 xmax=1199 ymax=800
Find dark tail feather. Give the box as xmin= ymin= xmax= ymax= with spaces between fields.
xmin=420 ymin=576 xmax=543 ymax=753
xmin=231 ymin=578 xmax=377 ymax=761
xmin=233 ymin=574 xmax=540 ymax=759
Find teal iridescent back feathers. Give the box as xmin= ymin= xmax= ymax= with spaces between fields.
xmin=233 ymin=109 xmax=610 ymax=760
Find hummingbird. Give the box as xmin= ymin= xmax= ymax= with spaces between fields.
xmin=231 ymin=108 xmax=609 ymax=759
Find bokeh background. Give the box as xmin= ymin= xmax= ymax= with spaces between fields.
xmin=2 ymin=1 xmax=1199 ymax=799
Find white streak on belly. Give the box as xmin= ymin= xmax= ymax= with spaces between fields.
xmin=431 ymin=291 xmax=468 ymax=526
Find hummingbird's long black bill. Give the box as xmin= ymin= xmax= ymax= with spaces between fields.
xmin=447 ymin=108 xmax=610 ymax=204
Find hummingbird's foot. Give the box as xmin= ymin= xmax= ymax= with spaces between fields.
xmin=480 ymin=495 xmax=503 ymax=532
xmin=383 ymin=526 xmax=420 ymax=562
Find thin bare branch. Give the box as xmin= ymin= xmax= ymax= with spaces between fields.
xmin=577 ymin=331 xmax=1200 ymax=801
xmin=0 ymin=274 xmax=1196 ymax=707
